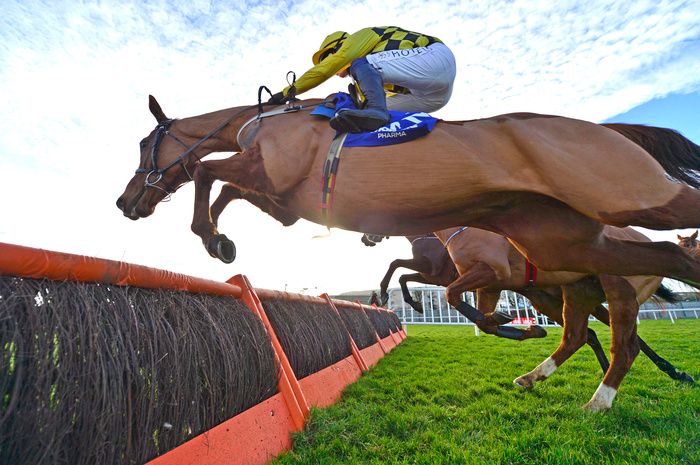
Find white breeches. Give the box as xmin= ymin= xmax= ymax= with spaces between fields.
xmin=366 ymin=43 xmax=457 ymax=113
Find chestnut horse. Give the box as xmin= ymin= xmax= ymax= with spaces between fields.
xmin=678 ymin=231 xmax=700 ymax=258
xmin=374 ymin=232 xmax=692 ymax=387
xmin=117 ymin=96 xmax=700 ymax=290
xmin=433 ymin=225 xmax=694 ymax=410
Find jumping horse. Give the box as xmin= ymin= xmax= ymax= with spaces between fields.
xmin=117 ymin=95 xmax=700 ymax=289
xmin=116 ymin=95 xmax=700 ymax=409
xmin=432 ymin=225 xmax=694 ymax=409
xmin=373 ymin=232 xmax=693 ymax=393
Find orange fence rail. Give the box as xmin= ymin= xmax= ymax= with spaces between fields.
xmin=0 ymin=242 xmax=405 ymax=465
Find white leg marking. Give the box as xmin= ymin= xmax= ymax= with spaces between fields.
xmin=584 ymin=383 xmax=618 ymax=412
xmin=513 ymin=357 xmax=558 ymax=389
xmin=534 ymin=357 xmax=559 ymax=378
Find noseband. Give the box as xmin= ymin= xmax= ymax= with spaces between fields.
xmin=135 ymin=119 xmax=198 ymax=198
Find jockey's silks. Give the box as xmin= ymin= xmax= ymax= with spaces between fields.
xmin=284 ymin=27 xmax=443 ymax=97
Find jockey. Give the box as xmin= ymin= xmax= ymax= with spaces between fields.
xmin=269 ymin=26 xmax=457 ymax=133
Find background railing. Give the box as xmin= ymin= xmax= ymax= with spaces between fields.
xmin=386 ymin=286 xmax=700 ymax=325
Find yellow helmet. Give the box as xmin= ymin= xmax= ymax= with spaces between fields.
xmin=312 ymin=31 xmax=348 ymax=65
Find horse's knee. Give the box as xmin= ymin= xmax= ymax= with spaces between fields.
xmin=193 ymin=163 xmax=213 ymax=185
xmin=445 ymin=285 xmax=462 ymax=307
xmin=564 ymin=329 xmax=588 ymax=351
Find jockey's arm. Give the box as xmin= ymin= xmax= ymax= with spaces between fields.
xmin=283 ymin=28 xmax=380 ymax=96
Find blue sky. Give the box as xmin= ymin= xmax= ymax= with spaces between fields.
xmin=605 ymin=92 xmax=700 ymax=143
xmin=1 ymin=1 xmax=700 ymax=293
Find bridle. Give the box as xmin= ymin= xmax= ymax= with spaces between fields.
xmin=135 ymin=105 xmax=256 ymax=199
xmin=135 ymin=119 xmax=196 ymax=199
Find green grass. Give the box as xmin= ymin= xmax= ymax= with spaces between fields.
xmin=272 ymin=320 xmax=700 ymax=465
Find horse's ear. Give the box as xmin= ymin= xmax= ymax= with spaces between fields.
xmin=678 ymin=234 xmax=683 ymax=240
xmin=692 ymin=231 xmax=698 ymax=240
xmin=149 ymin=95 xmax=168 ymax=123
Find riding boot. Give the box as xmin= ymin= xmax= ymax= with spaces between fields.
xmin=330 ymin=58 xmax=390 ymax=133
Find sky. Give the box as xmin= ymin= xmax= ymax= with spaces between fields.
xmin=1 ymin=0 xmax=700 ymax=295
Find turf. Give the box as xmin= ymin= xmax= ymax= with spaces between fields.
xmin=272 ymin=320 xmax=700 ymax=465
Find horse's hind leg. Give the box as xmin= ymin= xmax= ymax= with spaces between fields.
xmin=602 ymin=184 xmax=700 ymax=230
xmin=380 ymin=258 xmax=433 ymax=306
xmin=485 ymin=198 xmax=700 ymax=286
xmin=584 ymin=275 xmax=640 ymax=412
xmin=514 ymin=281 xmax=593 ymax=389
xmin=398 ymin=273 xmax=433 ymax=313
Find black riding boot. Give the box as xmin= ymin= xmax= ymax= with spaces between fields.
xmin=330 ymin=59 xmax=390 ymax=133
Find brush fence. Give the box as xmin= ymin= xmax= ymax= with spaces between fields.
xmin=0 ymin=242 xmax=405 ymax=465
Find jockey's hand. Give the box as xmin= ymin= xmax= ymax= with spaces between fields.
xmin=268 ymin=92 xmax=287 ymax=105
xmin=268 ymin=86 xmax=297 ymax=105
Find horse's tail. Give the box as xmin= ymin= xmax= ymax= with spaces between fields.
xmin=603 ymin=123 xmax=700 ymax=188
xmin=653 ymin=282 xmax=678 ymax=303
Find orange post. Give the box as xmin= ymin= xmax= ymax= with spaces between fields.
xmin=321 ymin=293 xmax=369 ymax=372
xmin=227 ymin=274 xmax=310 ymax=428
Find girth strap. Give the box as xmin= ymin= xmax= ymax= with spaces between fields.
xmin=320 ymin=132 xmax=348 ymax=223
xmin=524 ymin=259 xmax=538 ymax=288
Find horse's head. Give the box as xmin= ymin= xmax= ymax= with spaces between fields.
xmin=116 ymin=95 xmax=200 ymax=220
xmin=677 ymin=230 xmax=699 ymax=250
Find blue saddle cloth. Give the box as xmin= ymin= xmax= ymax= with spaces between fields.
xmin=310 ymin=92 xmax=438 ymax=147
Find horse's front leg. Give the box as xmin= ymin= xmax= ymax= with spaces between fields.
xmin=210 ymin=183 xmax=243 ymax=227
xmin=191 ymin=163 xmax=236 ymax=263
xmin=447 ymin=262 xmax=543 ymax=340
xmin=584 ymin=275 xmax=640 ymax=412
xmin=514 ymin=281 xmax=592 ymax=390
xmin=523 ymin=289 xmax=610 ymax=375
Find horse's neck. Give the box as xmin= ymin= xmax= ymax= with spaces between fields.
xmin=180 ymin=105 xmax=260 ymax=153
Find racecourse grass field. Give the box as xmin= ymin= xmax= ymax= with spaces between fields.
xmin=272 ymin=320 xmax=699 ymax=465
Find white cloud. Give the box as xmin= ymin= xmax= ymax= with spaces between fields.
xmin=1 ymin=0 xmax=699 ymax=293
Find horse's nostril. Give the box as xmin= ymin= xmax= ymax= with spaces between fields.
xmin=116 ymin=197 xmax=124 ymax=210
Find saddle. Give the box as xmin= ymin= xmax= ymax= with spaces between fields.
xmin=311 ymin=92 xmax=438 ymax=147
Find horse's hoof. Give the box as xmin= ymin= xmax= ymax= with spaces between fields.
xmin=582 ymin=401 xmax=610 ymax=413
xmin=525 ymin=325 xmax=548 ymax=339
xmin=361 ymin=235 xmax=376 ymax=247
xmin=490 ymin=311 xmax=514 ymax=325
xmin=676 ymin=372 xmax=696 ymax=384
xmin=207 ymin=234 xmax=236 ymax=263
xmin=409 ymin=302 xmax=424 ymax=314
xmin=513 ymin=376 xmax=534 ymax=390
xmin=380 ymin=291 xmax=389 ymax=306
